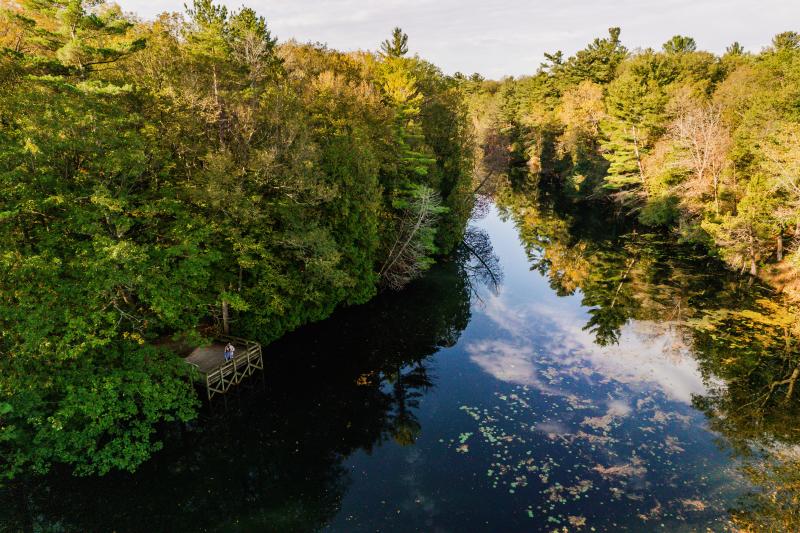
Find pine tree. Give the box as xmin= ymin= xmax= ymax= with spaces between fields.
xmin=4 ymin=0 xmax=144 ymax=76
xmin=557 ymin=27 xmax=628 ymax=86
xmin=601 ymin=69 xmax=666 ymax=194
xmin=380 ymin=57 xmax=436 ymax=186
xmin=380 ymin=27 xmax=408 ymax=58
xmin=725 ymin=41 xmax=745 ymax=56
xmin=663 ymin=35 xmax=697 ymax=54
xmin=772 ymin=31 xmax=800 ymax=51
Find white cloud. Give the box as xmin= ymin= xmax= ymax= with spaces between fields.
xmin=116 ymin=0 xmax=800 ymax=78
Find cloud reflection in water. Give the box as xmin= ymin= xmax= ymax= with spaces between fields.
xmin=469 ymin=291 xmax=709 ymax=404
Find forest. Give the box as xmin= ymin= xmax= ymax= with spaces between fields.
xmin=465 ymin=28 xmax=800 ymax=299
xmin=0 ymin=1 xmax=474 ymax=479
xmin=2 ymin=5 xmax=800 ymax=530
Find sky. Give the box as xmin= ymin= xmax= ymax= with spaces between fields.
xmin=115 ymin=0 xmax=800 ymax=78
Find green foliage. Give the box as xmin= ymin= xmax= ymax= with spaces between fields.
xmin=4 ymin=0 xmax=145 ymax=76
xmin=544 ymin=27 xmax=628 ymax=88
xmin=662 ymin=35 xmax=697 ymax=54
xmin=380 ymin=27 xmax=409 ymax=58
xmin=471 ymin=27 xmax=800 ymax=283
xmin=772 ymin=31 xmax=800 ymax=51
xmin=725 ymin=41 xmax=745 ymax=56
xmin=0 ymin=1 xmax=473 ymax=480
xmin=638 ymin=194 xmax=679 ymax=227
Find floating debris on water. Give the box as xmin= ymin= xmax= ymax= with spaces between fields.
xmin=444 ymin=374 xmax=746 ymax=530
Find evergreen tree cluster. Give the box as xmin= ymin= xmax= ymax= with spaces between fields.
xmin=0 ymin=1 xmax=474 ymax=479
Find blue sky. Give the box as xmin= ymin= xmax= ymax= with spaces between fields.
xmin=116 ymin=0 xmax=800 ymax=78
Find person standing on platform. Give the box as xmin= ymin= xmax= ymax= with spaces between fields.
xmin=224 ymin=342 xmax=235 ymax=362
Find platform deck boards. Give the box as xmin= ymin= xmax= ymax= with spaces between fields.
xmin=183 ymin=336 xmax=263 ymax=400
xmin=185 ymin=342 xmax=237 ymax=373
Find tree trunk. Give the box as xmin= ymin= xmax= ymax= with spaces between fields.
xmin=213 ymin=65 xmax=225 ymax=146
xmin=222 ymin=299 xmax=230 ymax=335
xmin=713 ymin=173 xmax=719 ymax=214
xmin=631 ymin=126 xmax=645 ymax=182
xmin=777 ymin=233 xmax=784 ymax=262
xmin=786 ymin=366 xmax=800 ymax=401
xmin=212 ymin=65 xmax=220 ymax=107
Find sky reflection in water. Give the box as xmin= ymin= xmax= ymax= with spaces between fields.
xmin=4 ymin=201 xmax=758 ymax=532
xmin=328 ymin=204 xmax=744 ymax=532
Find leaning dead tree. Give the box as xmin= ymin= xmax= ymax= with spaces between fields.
xmin=379 ymin=186 xmax=443 ymax=290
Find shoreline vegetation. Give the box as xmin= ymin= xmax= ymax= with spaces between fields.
xmin=1 ymin=2 xmax=474 ymax=479
xmin=463 ymin=28 xmax=800 ymax=303
xmin=459 ymin=27 xmax=800 ymax=528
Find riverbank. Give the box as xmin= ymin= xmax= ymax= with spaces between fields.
xmin=7 ymin=198 xmax=798 ymax=531
xmin=0 ymin=4 xmax=476 ymax=482
xmin=760 ymin=260 xmax=800 ymax=304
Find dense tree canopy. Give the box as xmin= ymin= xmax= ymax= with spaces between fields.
xmin=464 ymin=28 xmax=800 ymax=294
xmin=0 ymin=1 xmax=473 ymax=479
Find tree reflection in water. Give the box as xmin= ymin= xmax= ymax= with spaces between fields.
xmin=498 ymin=184 xmax=800 ymax=531
xmin=0 ymin=249 xmax=484 ymax=532
xmin=5 ymin=182 xmax=799 ymax=531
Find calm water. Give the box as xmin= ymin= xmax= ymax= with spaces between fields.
xmin=4 ymin=194 xmax=791 ymax=532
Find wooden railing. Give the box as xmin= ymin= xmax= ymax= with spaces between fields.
xmin=202 ymin=336 xmax=264 ymax=400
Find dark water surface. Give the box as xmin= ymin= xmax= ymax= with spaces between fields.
xmin=6 ymin=196 xmax=796 ymax=532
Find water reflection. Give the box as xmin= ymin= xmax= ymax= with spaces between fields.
xmin=456 ymin=263 xmax=743 ymax=528
xmin=470 ymin=295 xmax=707 ymax=404
xmin=461 ymin=225 xmax=504 ymax=299
xmin=3 ymin=186 xmax=799 ymax=531
xmin=492 ymin=186 xmax=800 ymax=531
xmin=1 ymin=259 xmax=473 ymax=532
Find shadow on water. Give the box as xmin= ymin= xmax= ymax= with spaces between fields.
xmin=0 ymin=257 xmax=476 ymax=533
xmin=4 ymin=187 xmax=800 ymax=532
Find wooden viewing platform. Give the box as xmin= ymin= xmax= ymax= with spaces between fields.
xmin=184 ymin=335 xmax=264 ymax=400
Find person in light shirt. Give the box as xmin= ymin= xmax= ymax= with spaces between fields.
xmin=223 ymin=342 xmax=235 ymax=362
